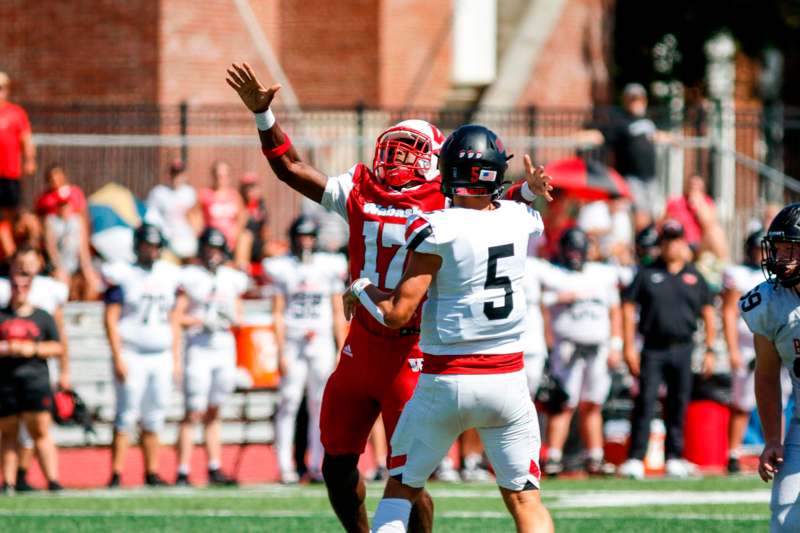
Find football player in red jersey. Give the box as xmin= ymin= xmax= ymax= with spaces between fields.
xmin=227 ymin=63 xmax=552 ymax=533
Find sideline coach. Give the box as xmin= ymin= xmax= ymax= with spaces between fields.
xmin=621 ymin=219 xmax=716 ymax=472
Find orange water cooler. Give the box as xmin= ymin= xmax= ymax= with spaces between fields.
xmin=233 ymin=324 xmax=280 ymax=389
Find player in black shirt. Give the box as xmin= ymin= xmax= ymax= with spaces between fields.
xmin=0 ymin=256 xmax=63 ymax=492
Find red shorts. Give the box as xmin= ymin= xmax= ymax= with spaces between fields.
xmin=320 ymin=319 xmax=422 ymax=458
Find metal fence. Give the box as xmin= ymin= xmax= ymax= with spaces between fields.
xmin=22 ymin=102 xmax=800 ymax=242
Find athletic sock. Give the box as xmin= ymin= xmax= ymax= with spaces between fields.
xmin=177 ymin=464 xmax=190 ymax=476
xmin=587 ymin=447 xmax=604 ymax=462
xmin=728 ymin=448 xmax=741 ymax=459
xmin=548 ymin=448 xmax=563 ymax=462
xmin=371 ymin=498 xmax=412 ymax=533
xmin=208 ymin=460 xmax=221 ymax=471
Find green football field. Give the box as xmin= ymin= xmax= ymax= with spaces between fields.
xmin=0 ymin=476 xmax=771 ymax=532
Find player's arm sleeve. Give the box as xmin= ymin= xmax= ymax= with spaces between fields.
xmin=524 ymin=205 xmax=544 ymax=236
xmin=263 ymin=260 xmax=287 ymax=295
xmin=740 ymin=286 xmax=773 ymax=339
xmin=320 ymin=166 xmax=356 ymax=221
xmin=404 ymin=214 xmax=438 ymax=255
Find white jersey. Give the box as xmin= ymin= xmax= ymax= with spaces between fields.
xmin=545 ymin=262 xmax=620 ymax=345
xmin=406 ymin=200 xmax=544 ymax=355
xmin=102 ymin=260 xmax=182 ymax=352
xmin=264 ymin=252 xmax=347 ymax=339
xmin=522 ymin=258 xmax=562 ymax=356
xmin=740 ymin=280 xmax=800 ymax=420
xmin=181 ymin=265 xmax=248 ymax=348
xmin=146 ymin=184 xmax=198 ymax=257
xmin=723 ymin=263 xmax=764 ymax=355
xmin=0 ymin=275 xmax=68 ymax=314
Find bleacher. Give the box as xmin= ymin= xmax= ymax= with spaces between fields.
xmin=54 ymin=301 xmax=280 ymax=447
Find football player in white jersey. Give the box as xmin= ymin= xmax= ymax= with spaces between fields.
xmin=522 ymin=256 xmax=557 ymax=398
xmin=541 ymin=228 xmax=621 ymax=477
xmin=0 ymin=246 xmax=69 ymax=491
xmin=102 ymin=224 xmax=184 ymax=488
xmin=723 ymin=229 xmax=792 ymax=474
xmin=348 ymin=125 xmax=553 ymax=533
xmin=174 ymin=227 xmax=246 ymax=486
xmin=741 ymin=204 xmax=800 ymax=532
xmin=266 ymin=215 xmax=347 ymax=484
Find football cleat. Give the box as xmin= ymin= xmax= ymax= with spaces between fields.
xmin=107 ymin=472 xmax=121 ymax=489
xmin=585 ymin=458 xmax=616 ymax=476
xmin=47 ymin=480 xmax=63 ymax=492
xmin=145 ymin=473 xmax=168 ymax=487
xmin=727 ymin=456 xmax=742 ymax=475
xmin=434 ymin=457 xmax=461 ymax=483
xmin=174 ymin=473 xmax=191 ymax=487
xmin=543 ymin=458 xmax=564 ymax=477
xmin=208 ymin=469 xmax=238 ymax=487
xmin=617 ymin=459 xmax=645 ymax=480
xmin=280 ymin=471 xmax=300 ymax=485
xmin=665 ymin=458 xmax=699 ymax=479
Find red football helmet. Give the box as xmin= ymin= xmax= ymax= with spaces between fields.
xmin=373 ymin=119 xmax=444 ymax=188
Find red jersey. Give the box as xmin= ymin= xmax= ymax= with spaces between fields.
xmin=0 ymin=102 xmax=31 ymax=179
xmin=199 ymin=188 xmax=241 ymax=248
xmin=36 ymin=185 xmax=87 ymax=217
xmin=321 ymin=164 xmax=446 ymax=336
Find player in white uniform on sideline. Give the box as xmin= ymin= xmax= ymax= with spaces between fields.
xmin=102 ymin=224 xmax=184 ymax=488
xmin=266 ymin=215 xmax=347 ymax=484
xmin=0 ymin=247 xmax=68 ymax=491
xmin=741 ymin=204 xmax=800 ymax=532
xmin=347 ymin=125 xmax=554 ymax=533
xmin=174 ymin=227 xmax=246 ymax=486
xmin=541 ymin=228 xmax=622 ymax=477
xmin=723 ymin=229 xmax=792 ymax=475
xmin=522 ymin=256 xmax=558 ymax=398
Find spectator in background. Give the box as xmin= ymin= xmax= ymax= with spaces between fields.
xmin=0 ymin=211 xmax=42 ymax=272
xmin=0 ymin=248 xmax=63 ymax=492
xmin=577 ymin=83 xmax=670 ymax=231
xmin=146 ymin=159 xmax=202 ymax=261
xmin=0 ymin=246 xmax=69 ymax=491
xmin=618 ymin=220 xmax=716 ymax=480
xmin=0 ymin=71 xmax=36 ymax=222
xmin=234 ymin=172 xmax=270 ymax=270
xmin=664 ymin=175 xmax=729 ymax=261
xmin=42 ymin=186 xmax=99 ymax=300
xmin=199 ymin=161 xmax=246 ymax=253
xmin=35 ymin=164 xmax=87 ymax=220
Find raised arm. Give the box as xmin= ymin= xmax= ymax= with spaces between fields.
xmin=345 ymin=251 xmax=442 ymax=329
xmin=226 ymin=63 xmax=328 ymax=202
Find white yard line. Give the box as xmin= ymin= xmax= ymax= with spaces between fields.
xmin=0 ymin=509 xmax=768 ymax=521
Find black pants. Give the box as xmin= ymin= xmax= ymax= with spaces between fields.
xmin=628 ymin=342 xmax=694 ymax=461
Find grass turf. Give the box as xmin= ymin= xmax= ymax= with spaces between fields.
xmin=0 ymin=476 xmax=771 ymax=532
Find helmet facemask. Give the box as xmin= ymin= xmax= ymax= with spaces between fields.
xmin=201 ymin=244 xmax=226 ymax=271
xmin=373 ymin=128 xmax=434 ymax=188
xmin=762 ymin=236 xmax=800 ymax=287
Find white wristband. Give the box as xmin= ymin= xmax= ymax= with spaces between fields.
xmin=351 ymin=280 xmax=387 ymax=326
xmin=520 ymin=182 xmax=536 ymax=202
xmin=254 ymin=109 xmax=276 ymax=131
xmin=609 ymin=336 xmax=623 ymax=351
xmin=350 ymin=277 xmax=372 ymax=297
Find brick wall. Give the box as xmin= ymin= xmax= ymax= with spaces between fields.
xmin=517 ymin=0 xmax=609 ymax=107
xmin=0 ymin=0 xmax=159 ymax=104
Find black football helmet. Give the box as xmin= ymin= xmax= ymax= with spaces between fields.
xmin=744 ymin=228 xmax=765 ymax=268
xmin=762 ymin=203 xmax=800 ymax=287
xmin=438 ymin=124 xmax=509 ymax=200
xmin=199 ymin=227 xmax=231 ymax=269
xmin=288 ymin=215 xmax=319 ymax=258
xmin=133 ymin=223 xmax=164 ymax=267
xmin=558 ymin=228 xmax=589 ymax=271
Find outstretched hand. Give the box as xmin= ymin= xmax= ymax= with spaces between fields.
xmin=524 ymin=155 xmax=554 ymax=202
xmin=226 ymin=63 xmax=281 ymax=113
